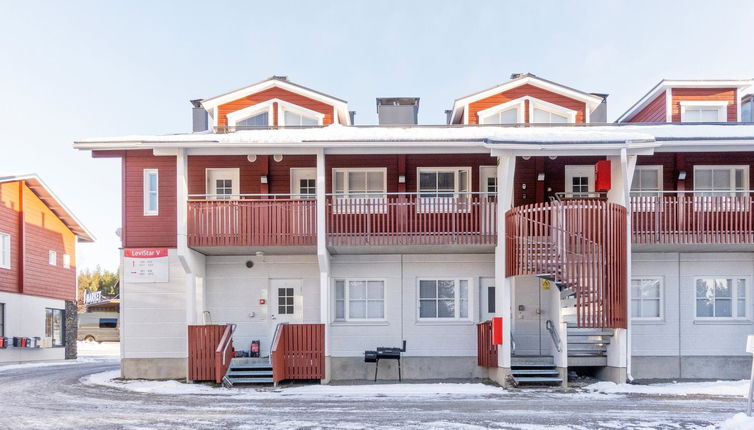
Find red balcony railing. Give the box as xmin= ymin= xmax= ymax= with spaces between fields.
xmin=187 ymin=195 xmax=316 ymax=247
xmin=187 ymin=324 xmax=233 ymax=383
xmin=631 ymin=192 xmax=754 ymax=245
xmin=506 ymin=200 xmax=627 ymax=329
xmin=326 ymin=193 xmax=497 ymax=246
xmin=271 ymin=323 xmax=325 ymax=383
xmin=476 ymin=320 xmax=498 ymax=367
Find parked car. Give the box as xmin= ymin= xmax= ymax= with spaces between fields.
xmin=78 ymin=312 xmax=120 ymax=342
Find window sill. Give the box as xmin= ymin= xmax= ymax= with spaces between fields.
xmin=331 ymin=321 xmax=389 ymax=327
xmin=693 ymin=319 xmax=753 ymax=325
xmin=415 ymin=320 xmax=474 ymax=326
xmin=632 ymin=319 xmax=665 ymax=325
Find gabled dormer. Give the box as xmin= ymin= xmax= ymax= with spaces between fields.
xmin=197 ymin=76 xmax=351 ymax=130
xmin=617 ymin=79 xmax=754 ymax=123
xmin=448 ymin=73 xmax=606 ymax=125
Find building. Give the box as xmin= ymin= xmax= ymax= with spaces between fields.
xmin=75 ymin=74 xmax=754 ymax=385
xmin=0 ymin=174 xmax=94 ymax=363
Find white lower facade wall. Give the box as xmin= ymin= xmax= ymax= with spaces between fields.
xmin=631 ymin=251 xmax=754 ymax=380
xmin=0 ymin=291 xmax=66 ymax=364
xmin=120 ymin=249 xmax=188 ymax=379
xmin=204 ymin=254 xmax=321 ymax=357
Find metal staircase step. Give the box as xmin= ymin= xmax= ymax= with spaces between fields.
xmin=227 ymin=370 xmax=273 ymax=377
xmin=567 ymin=337 xmax=611 ymax=344
xmin=229 ymin=364 xmax=273 ymax=370
xmin=226 ymin=377 xmax=274 ymax=384
xmin=511 ymin=362 xmax=556 ymax=368
xmin=511 ymin=369 xmax=560 ymax=376
xmin=512 ymin=376 xmax=563 ymax=385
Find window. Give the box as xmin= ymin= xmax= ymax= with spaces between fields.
xmin=334 ymin=279 xmax=385 ymax=321
xmin=99 ymin=318 xmax=117 ymax=329
xmin=696 ymin=278 xmax=748 ymax=319
xmin=487 ymin=286 xmax=496 ymax=313
xmin=418 ymin=279 xmax=469 ymax=320
xmin=0 ymin=303 xmax=4 ymax=337
xmin=278 ymin=288 xmax=294 ymax=315
xmin=480 ymin=107 xmax=519 ymax=125
xmin=694 ymin=166 xmax=748 ymax=196
xmin=236 ymin=112 xmax=269 ymax=127
xmin=333 ymin=168 xmax=386 ymax=199
xmin=533 ymin=108 xmax=569 ymax=123
xmin=565 ymin=165 xmax=595 ymax=198
xmin=63 ymin=254 xmax=71 ymax=269
xmin=0 ymin=233 xmax=9 ymax=270
xmin=48 ymin=250 xmax=57 ymax=266
xmin=418 ymin=168 xmax=470 ymax=198
xmin=45 ymin=308 xmax=64 ymax=347
xmin=631 ymin=278 xmax=663 ymax=320
xmin=283 ymin=110 xmax=318 ymax=126
xmin=680 ymin=101 xmax=727 ymax=123
xmin=298 ymin=179 xmax=316 ymax=199
xmin=143 ymin=169 xmax=159 ymax=216
xmin=631 ymin=166 xmax=663 ymax=196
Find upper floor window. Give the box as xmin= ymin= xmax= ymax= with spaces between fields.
xmin=333 ymin=168 xmax=386 ymax=199
xmin=418 ymin=168 xmax=470 ymax=198
xmin=236 ymin=112 xmax=269 ymax=127
xmin=63 ymin=254 xmax=71 ymax=269
xmin=631 ymin=166 xmax=663 ymax=197
xmin=533 ymin=108 xmax=569 ymax=124
xmin=0 ymin=233 xmax=9 ymax=270
xmin=695 ymin=278 xmax=748 ymax=320
xmin=680 ymin=101 xmax=727 ymax=123
xmin=282 ymin=109 xmax=318 ymax=126
xmin=48 ymin=250 xmax=57 ymax=266
xmin=694 ymin=165 xmax=748 ymax=195
xmin=480 ymin=107 xmax=518 ymax=124
xmin=143 ymin=169 xmax=159 ymax=215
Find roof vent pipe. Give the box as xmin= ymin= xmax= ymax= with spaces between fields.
xmin=349 ymin=111 xmax=356 ymax=125
xmin=191 ymin=99 xmax=208 ymax=132
xmin=445 ymin=110 xmax=453 ymax=125
xmin=376 ymin=97 xmax=420 ymax=125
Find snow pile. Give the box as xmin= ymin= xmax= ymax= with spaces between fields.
xmin=76 ymin=341 xmax=120 ymax=363
xmin=720 ymin=413 xmax=754 ymax=430
xmin=82 ymin=370 xmax=507 ymax=399
xmin=584 ymin=380 xmax=749 ymax=397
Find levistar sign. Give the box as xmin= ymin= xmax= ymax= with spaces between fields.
xmin=124 ymin=248 xmax=169 ymax=283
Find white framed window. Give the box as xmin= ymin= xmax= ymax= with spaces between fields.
xmin=631 ymin=277 xmax=663 ymax=320
xmin=226 ymin=102 xmax=274 ymax=128
xmin=236 ymin=112 xmax=269 ymax=127
xmin=529 ymin=99 xmax=576 ymax=124
xmin=694 ymin=165 xmax=748 ymax=195
xmin=695 ymin=277 xmax=749 ymax=320
xmin=631 ymin=166 xmax=663 ymax=196
xmin=680 ymin=101 xmax=728 ymax=123
xmin=0 ymin=233 xmax=9 ymax=270
xmin=418 ymin=279 xmax=470 ymax=320
xmin=63 ymin=254 xmax=71 ymax=269
xmin=206 ymin=168 xmax=240 ymax=200
xmin=48 ymin=250 xmax=57 ymax=266
xmin=332 ymin=168 xmax=386 ymax=199
xmin=45 ymin=308 xmax=65 ymax=347
xmin=143 ymin=169 xmax=159 ymax=216
xmin=565 ymin=165 xmax=595 ymax=198
xmin=417 ymin=167 xmax=472 ymax=212
xmin=290 ymin=168 xmax=316 ymax=199
xmin=282 ymin=109 xmax=319 ymax=126
xmin=334 ymin=279 xmax=385 ymax=321
xmin=478 ymin=99 xmax=525 ymax=125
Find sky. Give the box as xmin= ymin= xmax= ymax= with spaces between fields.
xmin=1 ymin=0 xmax=753 ymax=272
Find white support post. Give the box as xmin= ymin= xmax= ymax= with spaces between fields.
xmin=493 ymin=154 xmax=516 ymax=384
xmin=315 ymin=148 xmax=332 ymax=383
xmin=175 ymin=149 xmax=198 ymax=326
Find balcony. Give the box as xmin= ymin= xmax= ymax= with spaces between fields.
xmin=631 ymin=192 xmax=754 ymax=246
xmin=326 ymin=192 xmax=497 ymax=250
xmin=187 ymin=195 xmax=316 ymax=251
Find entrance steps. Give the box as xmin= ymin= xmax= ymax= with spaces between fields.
xmin=510 ymin=357 xmax=562 ymax=387
xmin=222 ymin=358 xmax=273 ymax=387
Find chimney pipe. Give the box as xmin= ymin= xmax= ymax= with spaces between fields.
xmin=191 ymin=99 xmax=208 ymax=132
xmin=376 ymin=97 xmax=420 ymax=125
xmin=444 ymin=109 xmax=453 ymax=124
xmin=349 ymin=111 xmax=356 ymax=125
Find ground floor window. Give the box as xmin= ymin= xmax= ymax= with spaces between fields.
xmin=631 ymin=278 xmax=663 ymax=320
xmin=695 ymin=278 xmax=748 ymax=319
xmin=334 ymin=279 xmax=385 ymax=321
xmin=45 ymin=308 xmax=64 ymax=346
xmin=418 ymin=279 xmax=469 ymax=320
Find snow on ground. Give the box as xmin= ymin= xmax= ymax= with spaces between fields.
xmin=76 ymin=341 xmax=120 ymax=363
xmin=0 ymin=360 xmax=80 ymax=373
xmin=83 ymin=370 xmax=507 ymax=400
xmin=720 ymin=413 xmax=754 ymax=430
xmin=584 ymin=379 xmax=750 ymax=397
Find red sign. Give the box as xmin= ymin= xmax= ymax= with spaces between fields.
xmin=124 ymin=248 xmax=168 ymax=258
xmin=492 ymin=316 xmax=503 ymax=345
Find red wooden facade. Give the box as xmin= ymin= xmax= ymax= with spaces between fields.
xmin=476 ymin=320 xmax=498 ymax=367
xmin=629 ymin=92 xmax=666 ymax=123
xmin=217 ymin=86 xmax=337 ymax=127
xmin=0 ymin=180 xmax=78 ymax=301
xmin=506 ymin=201 xmax=628 ymax=329
xmin=627 ymin=87 xmax=737 ymax=123
xmin=271 ymin=323 xmax=325 ymax=383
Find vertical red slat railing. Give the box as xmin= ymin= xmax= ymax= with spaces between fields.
xmin=271 ymin=323 xmax=325 ymax=383
xmin=476 ymin=321 xmax=498 ymax=367
xmin=188 ymin=324 xmax=232 ymax=383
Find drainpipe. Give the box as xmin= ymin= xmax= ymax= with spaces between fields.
xmin=622 ymin=145 xmax=634 ymax=383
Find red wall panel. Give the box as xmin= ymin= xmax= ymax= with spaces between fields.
xmin=671 ymin=88 xmax=737 ymax=122
xmin=628 ymin=92 xmax=666 ymax=123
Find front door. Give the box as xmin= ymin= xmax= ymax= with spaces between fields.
xmin=269 ymin=279 xmax=303 ymax=325
xmin=564 ymin=165 xmax=595 ymax=198
xmin=290 ymin=168 xmax=316 ymax=199
xmin=479 ymin=166 xmax=497 ymax=235
xmin=512 ymin=277 xmax=549 ymax=356
xmin=479 ymin=277 xmax=496 ymax=322
xmin=206 ymin=168 xmax=240 ymax=199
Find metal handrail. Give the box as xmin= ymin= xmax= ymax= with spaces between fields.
xmin=545 ymin=320 xmax=562 ymax=353
xmin=630 ymin=190 xmax=754 ymax=195
xmin=271 ymin=322 xmax=287 ymax=354
xmin=189 ymin=193 xmax=315 ymax=200
xmin=216 ymin=323 xmax=237 ymax=366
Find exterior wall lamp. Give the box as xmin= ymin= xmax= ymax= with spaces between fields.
xmin=537 ymin=173 xmax=546 ymax=181
xmin=398 ymin=175 xmax=406 ymax=184
xmin=678 ymin=170 xmax=687 ymax=181
xmin=260 ymin=175 xmax=268 ymax=184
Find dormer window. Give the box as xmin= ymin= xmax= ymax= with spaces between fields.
xmin=236 ymin=112 xmax=269 ymax=127
xmin=533 ymin=108 xmax=569 ymax=123
xmin=478 ymin=100 xmax=524 ymax=125
xmin=283 ymin=109 xmax=319 ymax=126
xmin=680 ymin=101 xmax=727 ymax=122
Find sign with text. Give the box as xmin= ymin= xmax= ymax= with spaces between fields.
xmin=124 ymin=248 xmax=169 ymax=283
xmin=83 ymin=290 xmax=103 ymax=305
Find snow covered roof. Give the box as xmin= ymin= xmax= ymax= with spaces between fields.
xmin=0 ymin=173 xmax=95 ymax=242
xmin=617 ymin=78 xmax=754 ymax=123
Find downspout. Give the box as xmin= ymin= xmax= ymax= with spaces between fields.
xmin=621 ymin=145 xmax=634 ymax=383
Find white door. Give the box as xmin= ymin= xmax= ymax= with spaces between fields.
xmin=512 ymin=277 xmax=548 ymax=356
xmin=479 ymin=277 xmax=496 ymax=322
xmin=269 ymin=279 xmax=303 ymax=324
xmin=206 ymin=168 xmax=240 ymax=199
xmin=479 ymin=166 xmax=497 ymax=235
xmin=564 ymin=165 xmax=594 ymax=198
xmin=290 ymin=168 xmax=316 ymax=199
